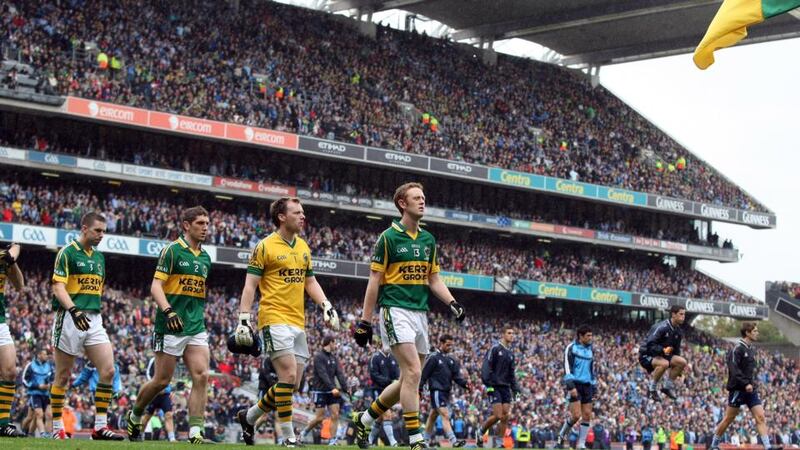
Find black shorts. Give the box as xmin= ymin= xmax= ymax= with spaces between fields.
xmin=639 ymin=354 xmax=672 ymax=374
xmin=567 ymin=383 xmax=594 ymax=404
xmin=728 ymin=390 xmax=761 ymax=409
xmin=489 ymin=386 xmax=512 ymax=404
xmin=146 ymin=392 xmax=173 ymax=414
xmin=431 ymin=390 xmax=450 ymax=409
xmin=313 ymin=392 xmax=343 ymax=408
xmin=28 ymin=394 xmax=49 ymax=410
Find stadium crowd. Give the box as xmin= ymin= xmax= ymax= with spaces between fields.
xmin=0 ymin=125 xmax=735 ymax=251
xmin=0 ymin=0 xmax=769 ymax=212
xmin=2 ymin=259 xmax=798 ymax=445
xmin=0 ymin=176 xmax=755 ymax=303
xmin=770 ymin=282 xmax=800 ymax=300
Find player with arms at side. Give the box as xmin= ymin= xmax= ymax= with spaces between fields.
xmin=126 ymin=206 xmax=213 ymax=444
xmin=367 ymin=337 xmax=399 ymax=446
xmin=0 ymin=243 xmax=25 ymax=437
xmin=50 ymin=213 xmax=123 ymax=440
xmin=556 ymin=325 xmax=597 ymax=450
xmin=352 ymin=182 xmax=467 ymax=450
xmin=235 ymin=197 xmax=339 ymax=447
xmin=299 ymin=335 xmax=349 ymax=445
xmin=421 ymin=334 xmax=468 ymax=447
xmin=709 ymin=322 xmax=783 ymax=450
xmin=476 ymin=326 xmax=518 ymax=448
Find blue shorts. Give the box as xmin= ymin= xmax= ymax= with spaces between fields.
xmin=431 ymin=390 xmax=450 ymax=409
xmin=28 ymin=394 xmax=49 ymax=410
xmin=567 ymin=383 xmax=595 ymax=404
xmin=313 ymin=392 xmax=343 ymax=408
xmin=146 ymin=392 xmax=173 ymax=414
xmin=728 ymin=390 xmax=761 ymax=409
xmin=489 ymin=386 xmax=513 ymax=405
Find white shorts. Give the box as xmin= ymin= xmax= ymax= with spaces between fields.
xmin=379 ymin=307 xmax=429 ymax=355
xmin=152 ymin=332 xmax=209 ymax=357
xmin=51 ymin=311 xmax=110 ymax=356
xmin=261 ymin=324 xmax=310 ymax=363
xmin=0 ymin=324 xmax=12 ymax=347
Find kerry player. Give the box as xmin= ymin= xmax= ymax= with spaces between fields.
xmin=126 ymin=207 xmax=213 ymax=444
xmin=50 ymin=212 xmax=122 ymax=440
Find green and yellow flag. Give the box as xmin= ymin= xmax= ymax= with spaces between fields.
xmin=694 ymin=0 xmax=800 ymax=69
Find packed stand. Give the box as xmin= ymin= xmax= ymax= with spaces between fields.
xmin=0 ymin=176 xmax=756 ymax=303
xmin=3 ymin=261 xmax=797 ymax=444
xmin=0 ymin=0 xmax=769 ymax=212
xmin=769 ymin=281 xmax=800 ymax=300
xmin=0 ymin=124 xmax=735 ymax=250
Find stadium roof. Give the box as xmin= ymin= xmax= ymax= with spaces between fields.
xmin=326 ymin=0 xmax=800 ymax=66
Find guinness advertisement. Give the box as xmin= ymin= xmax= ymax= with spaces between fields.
xmin=429 ymin=157 xmax=488 ymax=179
xmin=298 ymin=136 xmax=365 ymax=161
xmin=648 ymin=196 xmax=691 ymax=214
xmin=632 ymin=294 xmax=768 ymax=318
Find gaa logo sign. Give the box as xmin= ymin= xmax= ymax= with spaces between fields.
xmin=145 ymin=241 xmax=166 ymax=256
xmin=105 ymin=237 xmax=130 ymax=251
xmin=63 ymin=231 xmax=80 ymax=244
xmin=22 ymin=228 xmax=47 ymax=243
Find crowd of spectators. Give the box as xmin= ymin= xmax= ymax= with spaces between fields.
xmin=0 ymin=175 xmax=756 ymax=303
xmin=0 ymin=125 xmax=735 ymax=251
xmin=2 ymin=258 xmax=798 ymax=445
xmin=0 ymin=0 xmax=769 ymax=212
xmin=769 ymin=281 xmax=800 ymax=300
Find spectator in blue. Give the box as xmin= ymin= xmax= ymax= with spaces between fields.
xmin=453 ymin=414 xmax=465 ymax=439
xmin=22 ymin=349 xmax=53 ymax=437
xmin=72 ymin=361 xmax=122 ymax=397
xmin=642 ymin=424 xmax=654 ymax=450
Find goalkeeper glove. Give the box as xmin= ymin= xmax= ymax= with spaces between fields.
xmin=235 ymin=312 xmax=255 ymax=346
xmin=320 ymin=300 xmax=340 ymax=330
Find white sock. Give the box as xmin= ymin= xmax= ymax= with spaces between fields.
xmin=190 ymin=425 xmax=202 ymax=437
xmin=168 ymin=431 xmax=176 ymax=441
xmin=53 ymin=419 xmax=63 ymax=431
xmin=361 ymin=411 xmax=377 ymax=427
xmin=578 ymin=422 xmax=590 ymax=448
xmin=383 ymin=421 xmax=397 ymax=445
xmin=369 ymin=424 xmax=381 ymax=443
xmin=94 ymin=414 xmax=108 ymax=431
xmin=280 ymin=421 xmax=296 ymax=440
xmin=246 ymin=403 xmax=265 ymax=425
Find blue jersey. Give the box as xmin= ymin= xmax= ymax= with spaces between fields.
xmin=23 ymin=360 xmax=54 ymax=396
xmin=72 ymin=362 xmax=122 ymax=394
xmin=563 ymin=340 xmax=595 ymax=387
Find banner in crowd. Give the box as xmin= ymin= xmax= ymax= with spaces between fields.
xmin=60 ymin=97 xmax=776 ymax=228
xmin=0 ymin=147 xmax=741 ymax=262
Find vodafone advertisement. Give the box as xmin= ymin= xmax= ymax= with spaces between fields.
xmin=65 ymin=97 xmax=298 ymax=150
xmin=213 ymin=177 xmax=296 ymax=197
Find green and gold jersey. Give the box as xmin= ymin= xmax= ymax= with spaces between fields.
xmin=247 ymin=233 xmax=314 ymax=329
xmin=0 ymin=262 xmax=8 ymax=324
xmin=370 ymin=220 xmax=439 ymax=311
xmin=52 ymin=240 xmax=105 ymax=312
xmin=153 ymin=236 xmax=212 ymax=336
